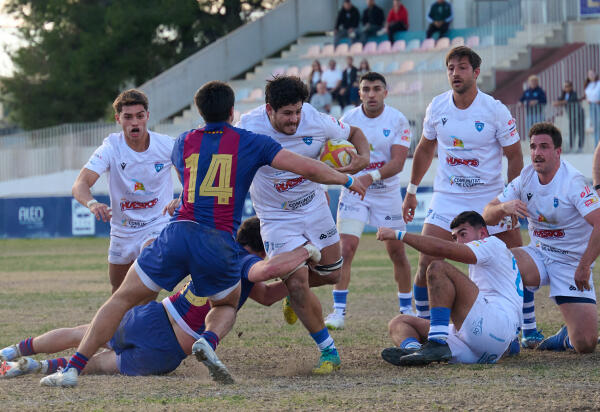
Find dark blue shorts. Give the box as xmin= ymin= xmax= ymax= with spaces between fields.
xmin=136 ymin=221 xmax=241 ymax=296
xmin=108 ymin=301 xmax=186 ymax=376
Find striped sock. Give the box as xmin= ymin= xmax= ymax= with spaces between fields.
xmin=522 ymin=288 xmax=537 ymax=332
xmin=414 ymin=285 xmax=430 ymax=319
xmin=428 ymin=307 xmax=451 ymax=343
xmin=310 ymin=327 xmax=336 ymax=352
xmin=65 ymin=352 xmax=88 ymax=375
xmin=42 ymin=358 xmax=67 ymax=375
xmin=332 ymin=290 xmax=348 ymax=316
xmin=18 ymin=337 xmax=35 ymax=356
xmin=200 ymin=330 xmax=220 ymax=351
xmin=398 ymin=291 xmax=413 ymax=313
xmin=400 ymin=337 xmax=422 ymax=350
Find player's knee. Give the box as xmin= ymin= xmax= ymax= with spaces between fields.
xmin=425 ymin=260 xmax=448 ymax=281
xmin=571 ymin=334 xmax=597 ymax=354
xmin=387 ymin=314 xmax=405 ymax=334
xmin=341 ymin=241 xmax=357 ymax=261
xmin=312 ymin=257 xmax=343 ymax=284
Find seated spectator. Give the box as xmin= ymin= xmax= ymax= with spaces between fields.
xmin=520 ymin=74 xmax=547 ymax=132
xmin=321 ymin=59 xmax=343 ymax=104
xmin=351 ymin=59 xmax=371 ymax=105
xmin=385 ymin=0 xmax=409 ymax=43
xmin=553 ymin=81 xmax=584 ymax=152
xmin=359 ymin=0 xmax=385 ymax=44
xmin=308 ymin=60 xmax=323 ymax=98
xmin=334 ymin=0 xmax=360 ymax=46
xmin=338 ymin=56 xmax=358 ymax=107
xmin=426 ymin=0 xmax=453 ymax=39
xmin=310 ymin=81 xmax=333 ymax=114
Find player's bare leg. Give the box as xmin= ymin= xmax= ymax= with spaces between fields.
xmin=557 ymin=303 xmax=598 ymax=353
xmin=326 ymin=234 xmax=359 ymax=329
xmin=109 ymin=263 xmax=131 ymax=293
xmin=382 ymin=314 xmax=430 ymax=365
xmin=384 ymin=239 xmax=412 ymax=314
xmin=81 ymin=350 xmax=119 ymax=375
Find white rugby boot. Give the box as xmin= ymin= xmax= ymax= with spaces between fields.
xmin=39 ymin=367 xmax=78 ymax=387
xmin=324 ymin=312 xmax=345 ymax=330
xmin=192 ymin=337 xmax=234 ymax=384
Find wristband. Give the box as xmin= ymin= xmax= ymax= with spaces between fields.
xmin=594 ymin=184 xmax=600 ymax=191
xmin=406 ymin=183 xmax=418 ymax=195
xmin=368 ymin=170 xmax=382 ymax=182
xmin=86 ymin=199 xmax=98 ymax=209
xmin=344 ymin=175 xmax=354 ymax=188
xmin=394 ymin=230 xmax=406 ymax=240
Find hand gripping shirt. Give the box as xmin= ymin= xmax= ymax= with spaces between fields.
xmin=423 ymin=90 xmax=519 ymax=196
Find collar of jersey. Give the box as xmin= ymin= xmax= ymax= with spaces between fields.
xmin=204 ymin=121 xmax=230 ymax=131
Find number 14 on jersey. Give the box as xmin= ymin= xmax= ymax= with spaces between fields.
xmin=185 ymin=154 xmax=233 ymax=205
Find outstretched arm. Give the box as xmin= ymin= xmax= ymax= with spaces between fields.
xmin=247 ymin=244 xmax=320 ymax=283
xmin=248 ymin=281 xmax=289 ymax=306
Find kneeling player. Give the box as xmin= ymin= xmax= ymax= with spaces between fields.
xmin=0 ymin=218 xmax=320 ymax=380
xmin=378 ymin=211 xmax=522 ymax=365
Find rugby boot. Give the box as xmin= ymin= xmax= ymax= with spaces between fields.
xmin=312 ymin=347 xmax=341 ymax=375
xmin=0 ymin=344 xmax=20 ymax=362
xmin=192 ymin=337 xmax=234 ymax=384
xmin=40 ymin=367 xmax=78 ymax=387
xmin=324 ymin=312 xmax=345 ymax=330
xmin=0 ymin=357 xmax=41 ymax=379
xmin=282 ymin=296 xmax=298 ymax=325
xmin=521 ymin=328 xmax=544 ymax=349
xmin=381 ymin=346 xmax=419 ymax=365
xmin=396 ymin=339 xmax=452 ymax=366
xmin=505 ymin=337 xmax=520 ymax=356
xmin=537 ymin=325 xmax=568 ymax=351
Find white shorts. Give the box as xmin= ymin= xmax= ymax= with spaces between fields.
xmin=447 ymin=293 xmax=520 ymax=364
xmin=337 ymin=188 xmax=406 ymax=237
xmin=108 ymin=225 xmax=165 ymax=265
xmin=522 ymin=243 xmax=596 ymax=302
xmin=424 ymin=191 xmax=518 ymax=235
xmin=259 ymin=206 xmax=340 ymax=258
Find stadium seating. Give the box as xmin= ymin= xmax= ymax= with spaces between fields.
xmin=349 ymin=42 xmax=363 ymax=55
xmin=451 ymin=37 xmax=465 ymax=47
xmin=335 ymin=43 xmax=349 ymax=56
xmin=419 ymin=38 xmax=435 ymax=52
xmin=377 ymin=41 xmax=392 ymax=54
xmin=242 ymin=88 xmax=264 ymax=102
xmin=362 ymin=41 xmax=378 ymax=55
xmin=396 ymin=60 xmax=415 ymax=74
xmin=392 ymin=40 xmax=406 ymax=52
xmin=321 ymin=44 xmax=335 ymax=57
xmin=285 ymin=66 xmax=299 ymax=76
xmin=406 ymin=39 xmax=421 ymax=51
xmin=300 ymin=65 xmax=312 ymax=79
xmin=435 ymin=37 xmax=450 ymax=50
xmin=466 ymin=35 xmax=480 ymax=48
xmin=304 ymin=44 xmax=320 ymax=58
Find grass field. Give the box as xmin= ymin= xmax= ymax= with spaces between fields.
xmin=1 ymin=234 xmax=600 ymax=411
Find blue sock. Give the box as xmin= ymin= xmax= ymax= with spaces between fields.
xmin=413 ymin=285 xmax=430 ymax=319
xmin=428 ymin=307 xmax=451 ymax=343
xmin=398 ymin=292 xmax=413 ymax=313
xmin=522 ymin=288 xmax=537 ymax=333
xmin=18 ymin=337 xmax=35 ymax=356
xmin=310 ymin=327 xmax=336 ymax=352
xmin=332 ymin=290 xmax=348 ymax=316
xmin=65 ymin=352 xmax=89 ymax=375
xmin=43 ymin=358 xmax=67 ymax=374
xmin=400 ymin=337 xmax=422 ymax=350
xmin=200 ymin=330 xmax=220 ymax=351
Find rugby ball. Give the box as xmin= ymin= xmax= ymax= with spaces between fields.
xmin=319 ymin=139 xmax=357 ymax=168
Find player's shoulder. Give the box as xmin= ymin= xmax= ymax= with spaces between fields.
xmin=340 ymin=105 xmax=362 ymax=122
xmin=428 ymin=90 xmax=452 ymax=112
xmin=559 ymin=160 xmax=589 ymax=189
xmin=477 ymin=91 xmax=511 ymax=114
xmin=301 ymin=102 xmax=325 ymax=120
xmin=148 ymin=130 xmax=175 ymax=151
xmin=238 ymin=104 xmax=267 ymax=128
xmin=518 ymin=164 xmax=536 ymax=184
xmin=383 ymin=105 xmax=409 ymax=122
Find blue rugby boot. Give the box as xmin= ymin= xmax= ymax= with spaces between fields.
xmin=537 ymin=326 xmax=569 ymax=352
xmin=521 ymin=328 xmax=544 ymax=349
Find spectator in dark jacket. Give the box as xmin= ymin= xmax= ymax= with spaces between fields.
xmin=385 ymin=0 xmax=409 ymax=43
xmin=338 ymin=56 xmax=358 ymax=107
xmin=359 ymin=0 xmax=385 ymax=44
xmin=426 ymin=0 xmax=453 ymax=39
xmin=553 ymin=81 xmax=585 ymax=151
xmin=520 ymin=75 xmax=547 ymax=133
xmin=334 ymin=0 xmax=360 ymax=45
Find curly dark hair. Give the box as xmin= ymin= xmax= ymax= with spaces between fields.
xmin=265 ymin=76 xmax=309 ymax=111
xmin=450 ymin=211 xmax=487 ymax=230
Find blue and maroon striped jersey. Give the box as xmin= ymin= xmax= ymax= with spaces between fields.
xmin=171 ymin=121 xmax=282 ymax=233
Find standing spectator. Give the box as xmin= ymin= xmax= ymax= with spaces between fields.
xmin=322 ymin=59 xmax=343 ymax=105
xmin=338 ymin=56 xmax=358 ymax=107
xmin=351 ymin=59 xmax=371 ymax=105
xmin=553 ymin=81 xmax=584 ymax=152
xmin=426 ymin=0 xmax=453 ymax=39
xmin=520 ymin=75 xmax=547 ymax=133
xmin=334 ymin=0 xmax=360 ymax=45
xmin=385 ymin=0 xmax=409 ymax=43
xmin=308 ymin=60 xmax=323 ymax=98
xmin=359 ymin=0 xmax=385 ymax=44
xmin=585 ymin=69 xmax=600 ymax=146
xmin=310 ymin=81 xmax=333 ymax=114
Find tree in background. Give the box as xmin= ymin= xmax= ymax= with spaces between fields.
xmin=0 ymin=0 xmax=282 ymax=130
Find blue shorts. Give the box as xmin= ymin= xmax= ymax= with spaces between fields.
xmin=108 ymin=301 xmax=186 ymax=376
xmin=136 ymin=221 xmax=241 ymax=296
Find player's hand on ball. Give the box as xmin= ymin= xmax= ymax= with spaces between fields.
xmin=163 ymin=197 xmax=181 ymax=216
xmin=335 ymin=148 xmax=369 ymax=175
xmin=89 ymin=202 xmax=111 ymax=222
xmin=574 ymin=263 xmax=592 ymax=291
xmin=376 ymin=227 xmax=396 ymax=241
xmin=402 ymin=194 xmax=417 ymax=223
xmin=501 ymin=200 xmax=529 ymax=219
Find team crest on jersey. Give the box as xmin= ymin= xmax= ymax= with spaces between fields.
xmin=120 ymin=162 xmax=126 ymax=170
xmin=474 ymin=121 xmax=484 ymax=132
xmin=441 ymin=117 xmax=448 ymax=126
xmin=132 ymin=179 xmax=146 ymax=192
xmin=154 ymin=163 xmax=164 ymax=172
xmin=383 ymin=129 xmax=391 ymax=137
xmin=553 ymin=197 xmax=559 ymax=208
xmin=303 ymin=136 xmax=313 ymax=145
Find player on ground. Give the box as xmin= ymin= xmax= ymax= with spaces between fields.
xmin=378 ymin=211 xmax=523 ymax=365
xmin=0 ymin=217 xmax=321 ymax=379
xmin=237 ymin=76 xmax=370 ymax=373
xmin=484 ymin=122 xmax=600 ymax=353
xmin=72 ymin=89 xmax=175 ymax=293
xmin=324 ymin=72 xmax=412 ymax=330
xmin=40 ymin=81 xmax=366 ymax=387
xmin=401 ymin=46 xmax=526 ymax=336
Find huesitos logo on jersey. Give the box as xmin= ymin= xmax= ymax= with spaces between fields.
xmin=120 ymin=198 xmax=159 ymax=211
xmin=446 ymin=156 xmax=479 ymax=167
xmin=533 ymin=229 xmax=565 ymax=239
xmin=274 ymin=177 xmax=306 ymax=192
xmin=366 ymin=161 xmax=386 ymax=170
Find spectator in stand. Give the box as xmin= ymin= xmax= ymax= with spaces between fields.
xmin=351 ymin=59 xmax=371 ymax=105
xmin=359 ymin=0 xmax=385 ymax=44
xmin=334 ymin=0 xmax=360 ymax=46
xmin=310 ymin=81 xmax=333 ymax=114
xmin=553 ymin=81 xmax=584 ymax=152
xmin=308 ymin=60 xmax=323 ymax=98
xmin=585 ymin=69 xmax=600 ymax=146
xmin=322 ymin=59 xmax=343 ymax=106
xmin=385 ymin=0 xmax=409 ymax=43
xmin=520 ymin=74 xmax=547 ymax=133
xmin=426 ymin=0 xmax=453 ymax=39
xmin=338 ymin=56 xmax=358 ymax=108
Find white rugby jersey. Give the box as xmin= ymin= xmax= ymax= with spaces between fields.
xmin=84 ymin=131 xmax=174 ymax=236
xmin=237 ymin=103 xmax=350 ymax=215
xmin=466 ymin=236 xmax=523 ymax=324
xmin=341 ymin=104 xmax=411 ymax=191
xmin=423 ymin=90 xmax=519 ymax=196
xmin=498 ymin=160 xmax=600 ymax=266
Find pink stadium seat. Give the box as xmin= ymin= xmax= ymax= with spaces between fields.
xmin=407 ymin=80 xmax=423 ymax=94
xmin=349 ymin=42 xmax=363 ymax=55
xmin=377 ymin=40 xmax=392 ymax=54
xmin=406 ymin=39 xmax=420 ymax=51
xmin=285 ymin=66 xmax=299 ymax=76
xmin=300 ymin=64 xmax=312 ymax=79
xmin=304 ymin=45 xmax=320 ymax=58
xmin=435 ymin=37 xmax=450 ymax=50
xmin=451 ymin=37 xmax=464 ymax=47
xmin=466 ymin=35 xmax=480 ymax=47
xmin=243 ymin=88 xmax=264 ymax=102
xmin=419 ymin=38 xmax=435 ymax=51
xmin=392 ymin=40 xmax=406 ymax=52
xmin=362 ymin=41 xmax=378 ymax=55
xmin=395 ymin=60 xmax=415 ymax=74
xmin=320 ymin=44 xmax=335 ymax=56
xmin=335 ymin=43 xmax=349 ymax=56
